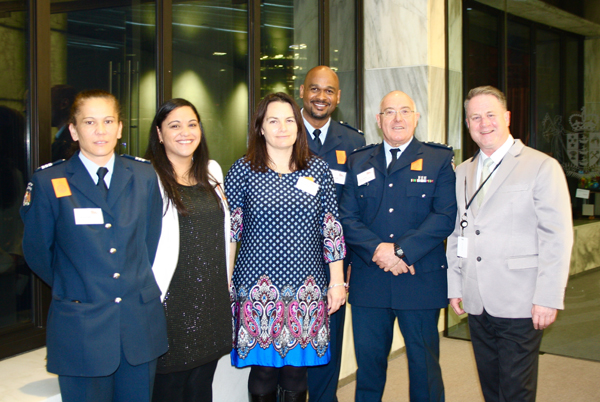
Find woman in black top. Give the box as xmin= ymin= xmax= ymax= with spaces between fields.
xmin=146 ymin=99 xmax=232 ymax=402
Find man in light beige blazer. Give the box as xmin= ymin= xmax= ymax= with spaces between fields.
xmin=446 ymin=86 xmax=573 ymax=402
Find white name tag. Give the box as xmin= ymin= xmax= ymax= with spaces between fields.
xmin=74 ymin=208 xmax=105 ymax=225
xmin=457 ymin=236 xmax=468 ymax=258
xmin=357 ymin=167 xmax=376 ymax=186
xmin=330 ymin=169 xmax=346 ymax=185
xmin=296 ymin=177 xmax=320 ymax=196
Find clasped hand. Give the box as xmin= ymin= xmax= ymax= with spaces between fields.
xmin=372 ymin=243 xmax=415 ymax=276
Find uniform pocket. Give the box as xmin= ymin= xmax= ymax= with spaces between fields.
xmin=508 ymin=255 xmax=538 ymax=270
xmin=140 ymin=284 xmax=162 ymax=303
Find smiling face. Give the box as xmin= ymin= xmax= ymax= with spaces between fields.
xmin=299 ymin=66 xmax=341 ymax=127
xmin=157 ymin=106 xmax=201 ymax=165
xmin=69 ymin=97 xmax=122 ymax=166
xmin=465 ymin=94 xmax=511 ymax=156
xmin=376 ymin=91 xmax=420 ymax=147
xmin=261 ymin=101 xmax=298 ymax=154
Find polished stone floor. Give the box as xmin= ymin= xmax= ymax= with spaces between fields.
xmin=447 ymin=267 xmax=600 ymax=362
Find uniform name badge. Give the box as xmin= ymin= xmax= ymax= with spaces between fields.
xmin=74 ymin=208 xmax=105 ymax=225
xmin=457 ymin=236 xmax=468 ymax=258
xmin=357 ymin=167 xmax=375 ymax=186
xmin=296 ymin=176 xmax=320 ymax=196
xmin=330 ymin=169 xmax=346 ymax=185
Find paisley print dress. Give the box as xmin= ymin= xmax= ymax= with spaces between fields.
xmin=225 ymin=156 xmax=346 ymax=367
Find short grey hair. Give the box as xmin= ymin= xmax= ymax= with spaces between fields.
xmin=464 ymin=86 xmax=507 ymax=113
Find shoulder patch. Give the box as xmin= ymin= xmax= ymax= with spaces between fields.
xmin=351 ymin=143 xmax=379 ymax=154
xmin=424 ymin=141 xmax=453 ymax=151
xmin=339 ymin=121 xmax=364 ymax=135
xmin=35 ymin=159 xmax=66 ymax=172
xmin=22 ymin=182 xmax=33 ymax=206
xmin=121 ymin=154 xmax=151 ymax=163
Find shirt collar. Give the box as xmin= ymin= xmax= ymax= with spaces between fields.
xmin=479 ymin=134 xmax=514 ymax=167
xmin=383 ymin=136 xmax=414 ymax=165
xmin=78 ymin=151 xmax=116 ymax=187
xmin=301 ymin=109 xmax=331 ymax=141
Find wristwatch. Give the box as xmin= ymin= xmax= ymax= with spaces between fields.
xmin=394 ymin=244 xmax=405 ymax=259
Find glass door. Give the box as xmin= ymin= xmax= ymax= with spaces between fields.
xmin=50 ymin=0 xmax=156 ymax=160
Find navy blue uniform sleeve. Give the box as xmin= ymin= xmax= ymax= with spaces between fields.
xmin=20 ymin=175 xmax=56 ymax=286
xmin=399 ymin=150 xmax=457 ymax=266
xmin=339 ymin=161 xmax=383 ymax=267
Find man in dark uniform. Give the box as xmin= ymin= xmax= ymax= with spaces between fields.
xmin=339 ymin=90 xmax=456 ymax=402
xmin=20 ymin=90 xmax=167 ymax=402
xmin=300 ymin=65 xmax=365 ymax=402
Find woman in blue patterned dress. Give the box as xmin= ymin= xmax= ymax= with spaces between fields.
xmin=225 ymin=92 xmax=346 ymax=402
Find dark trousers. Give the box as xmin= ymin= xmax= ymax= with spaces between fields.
xmin=468 ymin=310 xmax=544 ymax=402
xmin=352 ymin=306 xmax=444 ymax=402
xmin=59 ymin=349 xmax=157 ymax=402
xmin=152 ymin=358 xmax=219 ymax=402
xmin=307 ymin=304 xmax=346 ymax=402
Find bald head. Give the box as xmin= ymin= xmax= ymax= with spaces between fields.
xmin=379 ymin=91 xmax=417 ymax=113
xmin=376 ymin=90 xmax=420 ymax=147
xmin=300 ymin=66 xmax=341 ymax=128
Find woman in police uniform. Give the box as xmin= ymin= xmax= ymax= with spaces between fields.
xmin=20 ymin=90 xmax=167 ymax=402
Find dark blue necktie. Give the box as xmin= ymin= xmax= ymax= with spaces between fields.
xmin=313 ymin=129 xmax=322 ymax=152
xmin=388 ymin=148 xmax=400 ymax=173
xmin=97 ymin=167 xmax=108 ymax=199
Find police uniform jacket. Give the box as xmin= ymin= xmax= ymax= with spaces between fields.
xmin=20 ymin=152 xmax=168 ymax=377
xmin=306 ymin=119 xmax=365 ymax=201
xmin=339 ymin=138 xmax=457 ymax=310
xmin=307 ymin=119 xmax=365 ymax=277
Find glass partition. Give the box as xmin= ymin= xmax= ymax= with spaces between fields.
xmin=0 ymin=0 xmax=31 ymax=334
xmin=50 ymin=0 xmax=156 ymax=160
xmin=260 ymin=0 xmax=318 ymax=101
xmin=172 ymin=0 xmax=248 ymax=172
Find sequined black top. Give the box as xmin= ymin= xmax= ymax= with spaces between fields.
xmin=156 ymin=185 xmax=231 ymax=374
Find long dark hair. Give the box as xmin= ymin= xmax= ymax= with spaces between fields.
xmin=245 ymin=92 xmax=310 ymax=172
xmin=144 ymin=98 xmax=218 ymax=216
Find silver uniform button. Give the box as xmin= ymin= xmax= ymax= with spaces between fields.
xmin=389 ymin=183 xmax=393 ymax=187
xmin=389 ymin=208 xmax=394 ymax=213
xmin=113 ymin=273 xmax=120 ymax=279
xmin=389 ymin=234 xmax=394 ymax=238
xmin=422 ymin=194 xmax=426 ymax=198
xmin=109 ymin=248 xmax=117 ymax=254
xmin=105 ymin=223 xmax=112 ymax=229
xmin=115 ymin=297 xmax=122 ymax=303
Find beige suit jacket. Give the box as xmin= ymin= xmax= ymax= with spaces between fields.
xmin=447 ymin=140 xmax=573 ymax=318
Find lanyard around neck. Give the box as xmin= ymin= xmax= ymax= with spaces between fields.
xmin=464 ymin=158 xmax=503 ymax=211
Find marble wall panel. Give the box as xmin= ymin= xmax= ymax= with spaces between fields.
xmin=428 ymin=0 xmax=446 ymax=69
xmin=448 ymin=0 xmax=462 ymax=73
xmin=363 ymin=66 xmax=428 ymax=144
xmin=448 ymin=70 xmax=464 ymax=162
xmin=364 ymin=0 xmax=428 ymax=69
xmin=428 ymin=66 xmax=446 ymax=144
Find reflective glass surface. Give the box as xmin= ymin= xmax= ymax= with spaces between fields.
xmin=50 ymin=0 xmax=156 ymax=159
xmin=172 ymin=0 xmax=248 ymax=172
xmin=0 ymin=0 xmax=33 ymax=331
xmin=260 ymin=0 xmax=318 ymax=99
